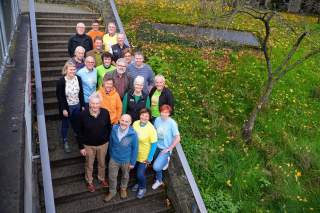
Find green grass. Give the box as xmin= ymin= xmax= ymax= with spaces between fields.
xmin=116 ymin=1 xmax=320 ymax=212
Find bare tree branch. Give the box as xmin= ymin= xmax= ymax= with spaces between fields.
xmin=272 ymin=32 xmax=308 ymax=75
xmin=275 ymin=49 xmax=320 ymax=81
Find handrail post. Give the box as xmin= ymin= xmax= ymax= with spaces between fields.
xmin=28 ymin=0 xmax=56 ymax=212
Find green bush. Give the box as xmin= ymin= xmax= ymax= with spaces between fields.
xmin=204 ymin=190 xmax=240 ymax=213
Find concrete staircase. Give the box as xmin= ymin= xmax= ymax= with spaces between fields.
xmin=35 ymin=9 xmax=174 ymax=213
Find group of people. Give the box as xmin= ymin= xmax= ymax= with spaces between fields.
xmin=56 ymin=20 xmax=180 ymax=201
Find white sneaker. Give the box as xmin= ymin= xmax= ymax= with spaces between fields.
xmin=162 ymin=156 xmax=170 ymax=170
xmin=152 ymin=180 xmax=163 ymax=190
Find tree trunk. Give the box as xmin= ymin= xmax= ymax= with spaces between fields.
xmin=288 ymin=0 xmax=302 ymax=13
xmin=242 ymin=77 xmax=274 ymax=143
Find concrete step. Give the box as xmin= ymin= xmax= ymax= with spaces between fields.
xmin=39 ymin=48 xmax=68 ymax=58
xmin=36 ymin=12 xmax=101 ymax=19
xmin=45 ymin=108 xmax=59 ymax=120
xmin=39 ymin=40 xmax=67 ymax=49
xmin=39 ymin=66 xmax=64 ymax=77
xmin=36 ymin=17 xmax=97 ymax=26
xmin=37 ymin=25 xmax=105 ymax=33
xmin=53 ymin=184 xmax=167 ymax=213
xmin=40 ymin=57 xmax=69 ymax=67
xmin=32 ymin=86 xmax=56 ymax=98
xmin=38 ymin=33 xmax=73 ymax=43
xmin=52 ymin=171 xmax=155 ymax=203
xmin=41 ymin=76 xmax=59 ymax=87
xmin=38 ymin=97 xmax=58 ymax=110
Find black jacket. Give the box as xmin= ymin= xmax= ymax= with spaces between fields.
xmin=111 ymin=43 xmax=129 ymax=62
xmin=56 ymin=75 xmax=85 ymax=119
xmin=149 ymin=86 xmax=174 ymax=115
xmin=78 ymin=108 xmax=112 ymax=149
xmin=68 ymin=34 xmax=93 ymax=57
xmin=125 ymin=89 xmax=149 ymax=122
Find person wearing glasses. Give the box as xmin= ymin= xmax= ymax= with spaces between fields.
xmin=68 ymin=22 xmax=93 ymax=57
xmin=77 ymin=56 xmax=97 ymax=107
xmin=106 ymin=58 xmax=132 ymax=99
xmin=122 ymin=48 xmax=134 ymax=65
xmin=122 ymin=76 xmax=150 ymax=122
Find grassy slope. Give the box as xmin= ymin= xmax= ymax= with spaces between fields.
xmin=116 ymin=0 xmax=320 ymax=212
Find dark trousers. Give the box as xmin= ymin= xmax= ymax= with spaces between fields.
xmin=61 ymin=103 xmax=81 ymax=141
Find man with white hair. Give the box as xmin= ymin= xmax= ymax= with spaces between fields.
xmin=106 ymin=58 xmax=132 ymax=99
xmin=68 ymin=22 xmax=93 ymax=57
xmin=68 ymin=46 xmax=85 ymax=71
xmin=78 ymin=92 xmax=112 ymax=192
xmin=111 ymin=33 xmax=129 ymax=63
xmin=76 ymin=56 xmax=97 ymax=106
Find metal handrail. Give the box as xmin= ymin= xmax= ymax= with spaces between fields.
xmin=109 ymin=0 xmax=130 ymax=47
xmin=176 ymin=144 xmax=208 ymax=213
xmin=28 ymin=0 xmax=56 ymax=212
xmin=108 ymin=1 xmax=207 ymax=212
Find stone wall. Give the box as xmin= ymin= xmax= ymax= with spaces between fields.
xmin=165 ymin=149 xmax=200 ymax=213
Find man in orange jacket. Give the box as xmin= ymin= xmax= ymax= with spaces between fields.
xmin=98 ymin=76 xmax=122 ymax=124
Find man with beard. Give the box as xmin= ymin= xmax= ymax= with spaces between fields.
xmin=106 ymin=58 xmax=132 ymax=99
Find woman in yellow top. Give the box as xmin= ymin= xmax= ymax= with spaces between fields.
xmin=132 ymin=108 xmax=157 ymax=199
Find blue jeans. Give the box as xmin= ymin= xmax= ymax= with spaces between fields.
xmin=152 ymin=148 xmax=170 ymax=182
xmin=61 ymin=103 xmax=81 ymax=142
xmin=136 ymin=162 xmax=147 ymax=189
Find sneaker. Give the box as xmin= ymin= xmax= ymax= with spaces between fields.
xmin=63 ymin=142 xmax=71 ymax=153
xmin=162 ymin=156 xmax=170 ymax=170
xmin=120 ymin=188 xmax=128 ymax=199
xmin=104 ymin=192 xmax=115 ymax=202
xmin=87 ymin=183 xmax=95 ymax=192
xmin=99 ymin=180 xmax=109 ymax=188
xmin=131 ymin=184 xmax=139 ymax=192
xmin=152 ymin=180 xmax=163 ymax=190
xmin=136 ymin=188 xmax=146 ymax=199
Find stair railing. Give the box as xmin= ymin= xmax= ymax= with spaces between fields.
xmin=28 ymin=0 xmax=56 ymax=212
xmin=109 ymin=1 xmax=207 ymax=212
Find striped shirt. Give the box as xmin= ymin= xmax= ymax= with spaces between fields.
xmin=127 ymin=63 xmax=155 ymax=94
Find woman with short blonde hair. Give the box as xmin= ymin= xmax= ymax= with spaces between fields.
xmin=56 ymin=61 xmax=85 ymax=153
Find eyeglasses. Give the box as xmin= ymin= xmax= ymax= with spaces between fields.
xmin=87 ymin=62 xmax=95 ymax=64
xmin=117 ymin=64 xmax=126 ymax=68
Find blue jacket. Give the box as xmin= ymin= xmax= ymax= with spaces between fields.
xmin=109 ymin=124 xmax=138 ymax=166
